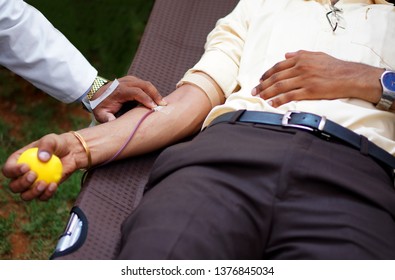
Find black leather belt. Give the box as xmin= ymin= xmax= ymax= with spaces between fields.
xmin=208 ymin=110 xmax=395 ymax=170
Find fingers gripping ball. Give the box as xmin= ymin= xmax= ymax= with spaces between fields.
xmin=17 ymin=147 xmax=63 ymax=185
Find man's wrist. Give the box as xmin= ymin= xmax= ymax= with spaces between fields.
xmin=63 ymin=132 xmax=90 ymax=171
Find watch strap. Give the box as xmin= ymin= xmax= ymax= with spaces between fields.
xmin=376 ymin=91 xmax=395 ymax=110
xmin=89 ymin=79 xmax=119 ymax=110
xmin=87 ymin=76 xmax=109 ymax=100
xmin=376 ymin=70 xmax=395 ymax=111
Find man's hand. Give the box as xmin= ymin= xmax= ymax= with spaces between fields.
xmin=252 ymin=50 xmax=384 ymax=107
xmin=92 ymin=75 xmax=167 ymax=123
xmin=1 ymin=133 xmax=80 ymax=201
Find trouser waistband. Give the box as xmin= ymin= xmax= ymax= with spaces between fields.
xmin=208 ymin=110 xmax=395 ymax=173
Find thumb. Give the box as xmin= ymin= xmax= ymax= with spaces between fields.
xmin=100 ymin=112 xmax=116 ymax=122
xmin=92 ymin=108 xmax=117 ymax=123
xmin=37 ymin=150 xmax=51 ymax=163
xmin=105 ymin=113 xmax=116 ymax=122
xmin=36 ymin=134 xmax=60 ymax=163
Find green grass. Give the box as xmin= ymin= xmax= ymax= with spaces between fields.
xmin=0 ymin=0 xmax=154 ymax=259
xmin=0 ymin=80 xmax=88 ymax=259
xmin=0 ymin=212 xmax=15 ymax=256
xmin=26 ymin=0 xmax=155 ymax=78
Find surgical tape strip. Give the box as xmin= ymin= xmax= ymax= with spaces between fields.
xmin=89 ymin=79 xmax=120 ymax=110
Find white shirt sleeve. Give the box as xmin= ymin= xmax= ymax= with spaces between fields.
xmin=0 ymin=0 xmax=97 ymax=103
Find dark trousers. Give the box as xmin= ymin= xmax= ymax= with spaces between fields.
xmin=117 ymin=122 xmax=395 ymax=259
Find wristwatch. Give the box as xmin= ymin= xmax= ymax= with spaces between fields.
xmin=376 ymin=70 xmax=395 ymax=111
xmin=87 ymin=76 xmax=109 ymax=100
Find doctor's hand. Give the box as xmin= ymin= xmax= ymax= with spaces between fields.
xmin=251 ymin=50 xmax=383 ymax=107
xmin=92 ymin=75 xmax=167 ymax=123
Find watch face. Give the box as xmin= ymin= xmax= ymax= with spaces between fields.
xmin=383 ymin=71 xmax=395 ymax=91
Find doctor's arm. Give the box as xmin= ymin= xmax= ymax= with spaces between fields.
xmin=0 ymin=0 xmax=166 ymax=122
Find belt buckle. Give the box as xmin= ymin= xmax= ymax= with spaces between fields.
xmin=282 ymin=110 xmax=314 ymax=131
xmin=282 ymin=110 xmax=327 ymax=132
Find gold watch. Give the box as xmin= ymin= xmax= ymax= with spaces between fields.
xmin=87 ymin=76 xmax=109 ymax=100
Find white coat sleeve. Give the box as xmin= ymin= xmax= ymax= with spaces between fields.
xmin=0 ymin=0 xmax=97 ymax=103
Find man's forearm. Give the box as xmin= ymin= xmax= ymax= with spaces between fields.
xmin=69 ymin=84 xmax=212 ymax=169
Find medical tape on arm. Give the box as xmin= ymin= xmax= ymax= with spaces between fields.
xmin=89 ymin=79 xmax=120 ymax=110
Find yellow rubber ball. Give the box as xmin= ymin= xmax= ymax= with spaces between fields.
xmin=17 ymin=147 xmax=63 ymax=184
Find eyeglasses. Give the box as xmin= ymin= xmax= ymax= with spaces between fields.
xmin=326 ymin=5 xmax=343 ymax=32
